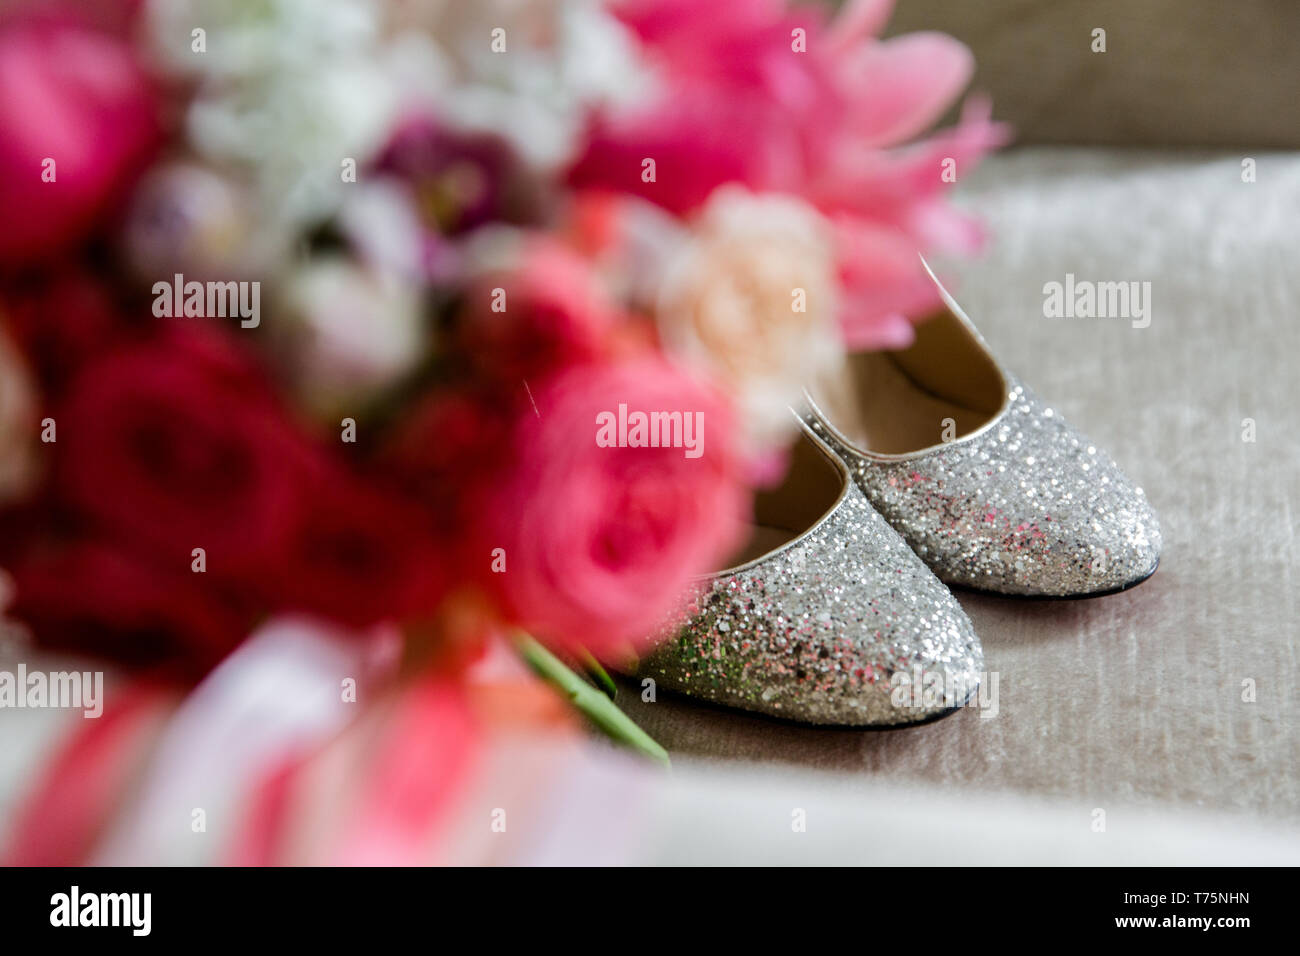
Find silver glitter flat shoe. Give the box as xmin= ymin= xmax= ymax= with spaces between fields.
xmin=805 ymin=261 xmax=1161 ymax=598
xmin=635 ymin=421 xmax=983 ymax=726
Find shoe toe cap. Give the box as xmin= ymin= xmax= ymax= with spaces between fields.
xmin=640 ymin=581 xmax=984 ymax=726
xmin=1002 ymin=473 xmax=1162 ymax=597
xmin=637 ymin=495 xmax=986 ymax=726
xmin=844 ymin=587 xmax=985 ymax=725
xmin=1058 ymin=487 xmax=1161 ymax=595
xmin=867 ymin=384 xmax=1163 ymax=598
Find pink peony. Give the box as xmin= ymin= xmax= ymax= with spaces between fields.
xmin=476 ymin=357 xmax=749 ymax=659
xmin=0 ymin=12 xmax=159 ymax=265
xmin=570 ymin=0 xmax=1008 ymax=348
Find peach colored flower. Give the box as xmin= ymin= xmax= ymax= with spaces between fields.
xmin=656 ymin=186 xmax=841 ymax=453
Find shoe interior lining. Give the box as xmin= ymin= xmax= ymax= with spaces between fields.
xmin=724 ymin=430 xmax=844 ymax=568
xmin=809 ymin=307 xmax=1007 ymax=455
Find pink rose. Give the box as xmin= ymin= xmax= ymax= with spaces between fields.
xmin=475 ymin=357 xmax=748 ymax=658
xmin=0 ymin=13 xmax=159 ymax=265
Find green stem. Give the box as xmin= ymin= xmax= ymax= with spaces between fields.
xmin=578 ymin=649 xmax=618 ymax=700
xmin=515 ymin=634 xmax=669 ymax=769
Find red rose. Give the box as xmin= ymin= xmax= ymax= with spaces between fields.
xmin=269 ymin=471 xmax=448 ymax=629
xmin=52 ymin=329 xmax=310 ymax=588
xmin=381 ymin=385 xmax=514 ymax=543
xmin=449 ymin=239 xmax=621 ymax=386
xmin=0 ymin=267 xmax=141 ymax=398
xmin=6 ymin=540 xmax=251 ymax=677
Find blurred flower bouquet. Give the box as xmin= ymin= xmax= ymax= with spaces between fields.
xmin=0 ymin=0 xmax=1003 ymax=863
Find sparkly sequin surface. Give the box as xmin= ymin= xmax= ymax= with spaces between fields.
xmin=637 ymin=475 xmax=983 ymax=726
xmin=807 ymin=375 xmax=1161 ymax=597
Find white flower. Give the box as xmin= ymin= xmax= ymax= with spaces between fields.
xmin=187 ymin=61 xmax=400 ymax=228
xmin=144 ymin=0 xmax=380 ymax=81
xmin=392 ymin=0 xmax=650 ymax=171
xmin=335 ymin=181 xmax=429 ymax=280
xmin=143 ymin=0 xmax=650 ymax=234
xmin=123 ymin=162 xmax=295 ymax=283
xmin=657 ymin=187 xmax=843 ymax=453
xmin=274 ymin=258 xmax=427 ymax=420
xmin=146 ymin=0 xmax=403 ymax=229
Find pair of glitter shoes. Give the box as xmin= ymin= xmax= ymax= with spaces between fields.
xmin=636 ymin=265 xmax=1161 ymax=727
